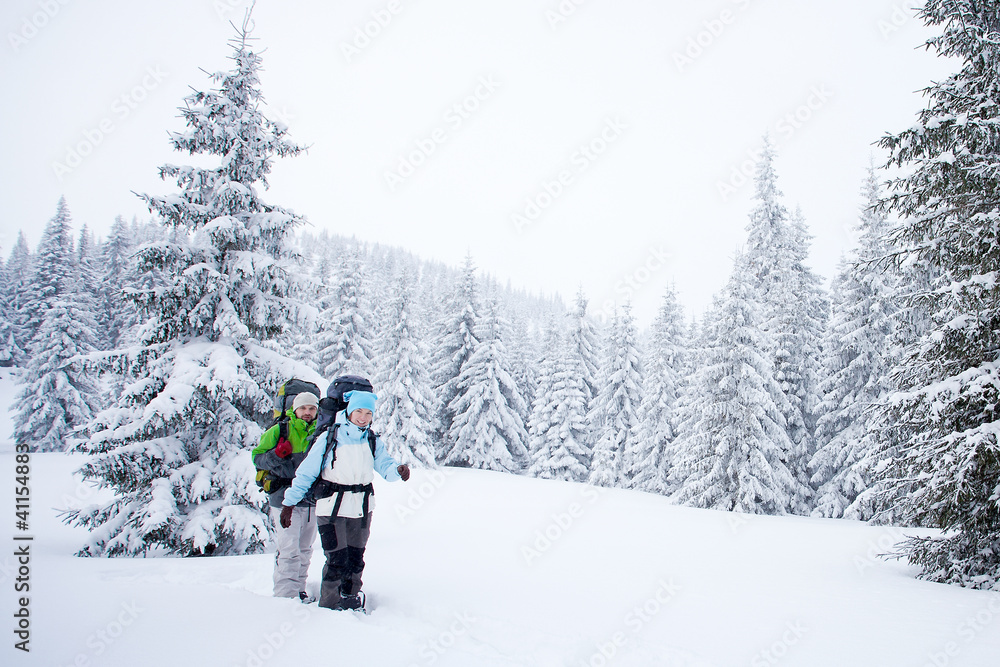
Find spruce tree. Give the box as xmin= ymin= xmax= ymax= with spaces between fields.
xmin=568 ymin=287 xmax=602 ymax=407
xmin=76 ymin=225 xmax=106 ymax=349
xmin=443 ymin=297 xmax=529 ymax=472
xmin=2 ymin=232 xmax=32 ymax=365
xmin=526 ymin=321 xmax=561 ymax=472
xmin=873 ymin=0 xmax=1000 ymax=589
xmin=588 ymin=303 xmax=644 ymax=489
xmin=314 ymin=248 xmax=375 ymax=378
xmin=528 ymin=325 xmax=592 ymax=481
xmin=787 ymin=207 xmax=829 ymax=446
xmin=12 ymin=199 xmax=100 ymax=452
xmin=506 ymin=312 xmax=537 ymax=423
xmin=673 ymin=257 xmax=803 ymax=514
xmin=100 ymin=216 xmax=137 ymax=349
xmin=810 ymin=169 xmax=898 ymax=519
xmin=631 ymin=286 xmax=687 ymax=494
xmin=66 ymin=18 xmax=312 ymax=556
xmin=431 ymin=254 xmax=480 ymax=453
xmin=0 ymin=250 xmax=15 ymax=367
xmin=375 ymin=270 xmax=439 ymax=467
xmin=742 ymin=141 xmax=822 ymax=512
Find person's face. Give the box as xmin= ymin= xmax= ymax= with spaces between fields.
xmin=349 ymin=408 xmax=372 ymax=428
xmin=294 ymin=405 xmax=318 ymax=423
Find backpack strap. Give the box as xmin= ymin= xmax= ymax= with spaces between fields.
xmin=329 ymin=482 xmax=375 ymax=518
xmin=310 ymin=425 xmax=380 ymax=520
xmin=323 ymin=423 xmax=341 ymax=466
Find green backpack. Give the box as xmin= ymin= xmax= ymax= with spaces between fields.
xmin=255 ymin=378 xmax=321 ymax=493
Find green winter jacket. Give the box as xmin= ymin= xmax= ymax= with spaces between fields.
xmin=252 ymin=410 xmax=317 ymax=508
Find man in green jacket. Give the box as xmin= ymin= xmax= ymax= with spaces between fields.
xmin=252 ymin=391 xmax=319 ymax=602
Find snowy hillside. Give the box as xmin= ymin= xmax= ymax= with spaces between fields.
xmin=3 ymin=418 xmax=1000 ymax=666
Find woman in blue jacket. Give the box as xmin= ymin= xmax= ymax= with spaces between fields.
xmin=281 ymin=390 xmax=410 ymax=610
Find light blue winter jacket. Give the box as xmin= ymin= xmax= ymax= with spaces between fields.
xmin=282 ymin=411 xmax=401 ymax=517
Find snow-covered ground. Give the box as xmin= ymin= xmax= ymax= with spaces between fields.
xmin=2 ymin=374 xmax=1000 ymax=667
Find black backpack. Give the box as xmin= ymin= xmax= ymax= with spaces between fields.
xmin=312 ymin=374 xmax=374 ymax=438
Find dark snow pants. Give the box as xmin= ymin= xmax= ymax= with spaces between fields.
xmin=316 ymin=514 xmax=371 ymax=609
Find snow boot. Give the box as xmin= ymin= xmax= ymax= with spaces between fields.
xmin=299 ymin=591 xmax=316 ymax=604
xmin=337 ymin=591 xmax=366 ymax=612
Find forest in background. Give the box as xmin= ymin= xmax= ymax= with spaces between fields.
xmin=1 ymin=0 xmax=996 ymax=592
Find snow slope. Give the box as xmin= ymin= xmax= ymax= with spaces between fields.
xmin=2 ymin=380 xmax=1000 ymax=666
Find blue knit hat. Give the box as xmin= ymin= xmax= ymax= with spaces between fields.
xmin=344 ymin=390 xmax=378 ymax=416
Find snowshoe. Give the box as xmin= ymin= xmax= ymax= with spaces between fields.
xmin=299 ymin=591 xmax=316 ymax=604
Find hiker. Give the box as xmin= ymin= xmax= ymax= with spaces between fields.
xmin=280 ymin=390 xmax=410 ymax=611
xmin=252 ymin=391 xmax=320 ymax=603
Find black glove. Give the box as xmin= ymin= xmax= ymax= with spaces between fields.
xmin=280 ymin=505 xmax=293 ymax=529
xmin=397 ymin=464 xmax=410 ymax=481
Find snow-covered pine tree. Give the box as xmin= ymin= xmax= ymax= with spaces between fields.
xmin=443 ymin=296 xmax=529 ymax=472
xmin=673 ymin=255 xmax=804 ymax=514
xmin=810 ymin=169 xmax=898 ymax=519
xmin=742 ymin=140 xmax=820 ymax=513
xmin=431 ymin=254 xmax=480 ymax=453
xmin=1 ymin=232 xmax=32 ymax=365
xmin=588 ymin=302 xmax=643 ymax=489
xmin=505 ymin=312 xmax=537 ymax=422
xmin=0 ymin=249 xmax=15 ymax=367
xmin=67 ymin=18 xmax=314 ymax=557
xmin=526 ymin=320 xmax=561 ymax=473
xmin=12 ymin=198 xmax=100 ymax=452
xmin=787 ymin=206 xmax=830 ymax=443
xmin=568 ymin=287 xmax=602 ymax=407
xmin=666 ymin=311 xmax=713 ymax=492
xmin=100 ymin=216 xmax=137 ymax=349
xmin=631 ymin=285 xmax=687 ymax=494
xmin=374 ymin=270 xmax=439 ymax=467
xmin=311 ymin=230 xmax=336 ymax=289
xmin=528 ymin=323 xmax=592 ymax=481
xmin=314 ymin=247 xmax=375 ymax=378
xmin=76 ymin=225 xmax=106 ymax=350
xmin=871 ymin=0 xmax=1000 ymax=589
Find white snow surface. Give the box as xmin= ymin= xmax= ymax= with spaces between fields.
xmin=3 ymin=378 xmax=1000 ymax=666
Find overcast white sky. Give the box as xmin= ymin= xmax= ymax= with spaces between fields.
xmin=0 ymin=0 xmax=956 ymax=326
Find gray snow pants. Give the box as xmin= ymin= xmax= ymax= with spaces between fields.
xmin=316 ymin=513 xmax=371 ymax=609
xmin=269 ymin=505 xmax=317 ymax=598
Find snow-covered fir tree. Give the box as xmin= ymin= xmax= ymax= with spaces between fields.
xmin=67 ymin=19 xmax=314 ymax=557
xmin=12 ymin=198 xmax=100 ymax=452
xmin=0 ymin=250 xmax=16 ymax=367
xmin=505 ymin=312 xmax=537 ymax=423
xmin=673 ymin=256 xmax=804 ymax=514
xmin=588 ymin=302 xmax=643 ymax=489
xmin=1 ymin=231 xmax=32 ymax=365
xmin=443 ymin=297 xmax=529 ymax=472
xmin=631 ymin=286 xmax=687 ymax=494
xmin=526 ymin=320 xmax=560 ymax=466
xmin=75 ymin=225 xmax=105 ymax=349
xmin=374 ymin=270 xmax=439 ymax=467
xmin=431 ymin=254 xmax=480 ymax=452
xmin=787 ymin=206 xmax=829 ymax=443
xmin=568 ymin=287 xmax=602 ymax=407
xmin=871 ymin=0 xmax=1000 ymax=590
xmin=741 ymin=141 xmax=822 ymax=512
xmin=314 ymin=248 xmax=375 ymax=378
xmin=810 ymin=169 xmax=898 ymax=519
xmin=100 ymin=216 xmax=137 ymax=349
xmin=527 ymin=323 xmax=592 ymax=481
